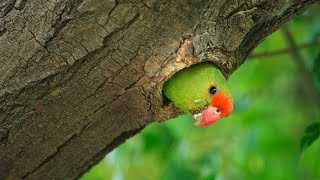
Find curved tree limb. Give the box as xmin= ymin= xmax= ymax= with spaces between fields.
xmin=0 ymin=0 xmax=319 ymax=179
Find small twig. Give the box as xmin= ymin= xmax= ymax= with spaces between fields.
xmin=282 ymin=25 xmax=320 ymax=113
xmin=282 ymin=26 xmax=310 ymax=70
xmin=249 ymin=39 xmax=320 ymax=59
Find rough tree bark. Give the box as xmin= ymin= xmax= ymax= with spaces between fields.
xmin=0 ymin=0 xmax=318 ymax=179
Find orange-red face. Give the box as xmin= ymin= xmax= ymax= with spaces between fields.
xmin=212 ymin=92 xmax=233 ymax=118
xmin=194 ymin=85 xmax=233 ymax=126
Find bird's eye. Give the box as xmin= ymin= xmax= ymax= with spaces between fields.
xmin=215 ymin=108 xmax=221 ymax=114
xmin=208 ymin=85 xmax=218 ymax=96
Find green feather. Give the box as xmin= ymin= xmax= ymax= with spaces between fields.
xmin=163 ymin=62 xmax=230 ymax=114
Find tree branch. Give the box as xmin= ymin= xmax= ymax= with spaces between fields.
xmin=249 ymin=39 xmax=320 ymax=59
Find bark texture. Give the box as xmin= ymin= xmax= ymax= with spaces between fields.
xmin=0 ymin=0 xmax=318 ymax=179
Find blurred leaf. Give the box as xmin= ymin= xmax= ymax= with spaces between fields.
xmin=161 ymin=158 xmax=198 ymax=180
xmin=300 ymin=122 xmax=320 ymax=153
xmin=197 ymin=152 xmax=219 ymax=179
xmin=313 ymin=54 xmax=320 ymax=82
xmin=306 ymin=6 xmax=320 ymax=40
xmin=142 ymin=125 xmax=178 ymax=159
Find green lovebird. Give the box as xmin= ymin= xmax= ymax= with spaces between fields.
xmin=163 ymin=62 xmax=233 ymax=126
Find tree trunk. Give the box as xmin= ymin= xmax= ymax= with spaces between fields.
xmin=0 ymin=0 xmax=318 ymax=179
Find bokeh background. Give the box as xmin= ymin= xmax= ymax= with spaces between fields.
xmin=81 ymin=5 xmax=320 ymax=180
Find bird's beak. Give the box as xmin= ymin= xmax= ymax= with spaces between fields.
xmin=193 ymin=106 xmax=221 ymax=126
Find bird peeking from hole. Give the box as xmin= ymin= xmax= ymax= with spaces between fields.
xmin=163 ymin=62 xmax=233 ymax=126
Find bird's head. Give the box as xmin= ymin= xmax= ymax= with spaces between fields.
xmin=193 ymin=85 xmax=233 ymax=126
xmin=162 ymin=62 xmax=233 ymax=127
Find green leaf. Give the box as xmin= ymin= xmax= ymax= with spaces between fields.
xmin=300 ymin=122 xmax=320 ymax=153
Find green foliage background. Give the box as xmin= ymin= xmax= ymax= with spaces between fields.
xmin=82 ymin=6 xmax=320 ymax=180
